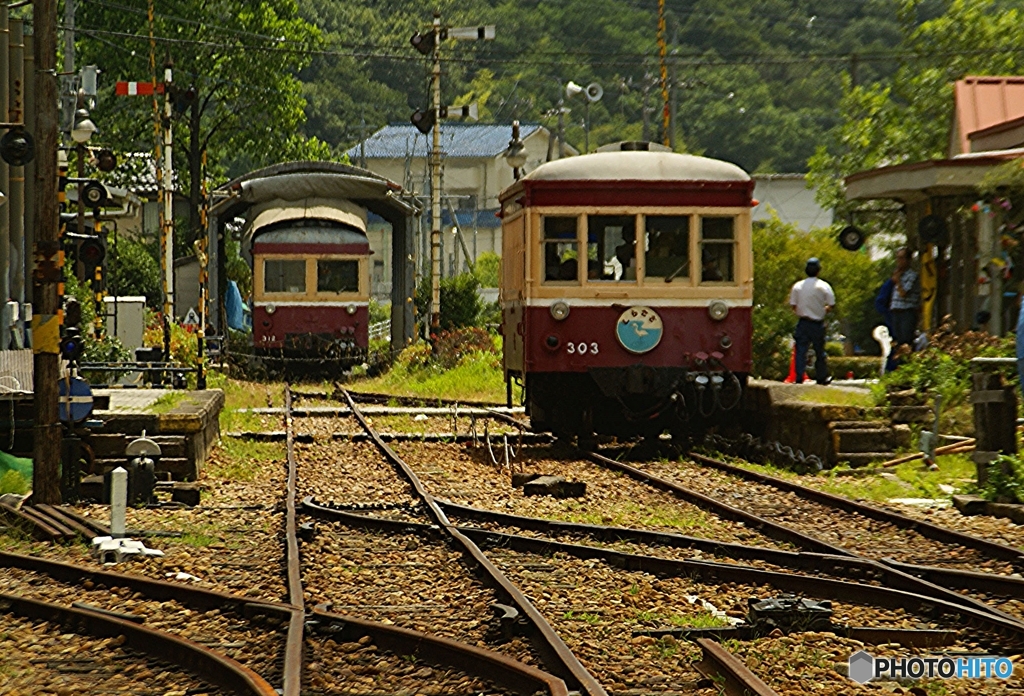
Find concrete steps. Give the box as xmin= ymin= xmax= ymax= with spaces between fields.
xmin=830 ymin=420 xmax=896 ymax=467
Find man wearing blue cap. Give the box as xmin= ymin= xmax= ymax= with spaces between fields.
xmin=789 ymin=257 xmax=835 ymax=385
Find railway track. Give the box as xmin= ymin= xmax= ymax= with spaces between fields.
xmin=291 ymin=388 xmax=1024 ymax=694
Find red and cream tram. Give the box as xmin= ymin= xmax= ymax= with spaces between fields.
xmin=499 ymin=142 xmax=754 ymax=441
xmin=250 ymin=200 xmax=371 ymax=367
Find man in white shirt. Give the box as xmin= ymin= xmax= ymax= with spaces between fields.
xmin=789 ymin=257 xmax=835 ymax=385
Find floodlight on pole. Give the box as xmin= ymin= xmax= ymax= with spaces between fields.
xmin=71 ymin=108 xmax=96 ymax=144
xmin=503 ymin=120 xmax=527 ymax=179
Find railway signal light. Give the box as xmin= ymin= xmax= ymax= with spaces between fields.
xmin=78 ymin=237 xmax=106 ymax=271
xmin=96 ymin=148 xmax=118 ymax=173
xmin=0 ymin=127 xmax=35 ymax=166
xmin=80 ymin=181 xmax=109 ymax=209
xmin=59 ymin=327 xmax=84 ymax=363
xmin=410 ymin=31 xmax=437 ymax=55
xmin=411 ymin=109 xmax=435 ymax=135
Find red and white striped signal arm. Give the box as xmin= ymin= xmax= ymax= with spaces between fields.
xmin=114 ymin=81 xmax=165 ymax=96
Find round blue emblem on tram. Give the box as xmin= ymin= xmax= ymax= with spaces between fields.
xmin=615 ymin=306 xmax=663 ymax=354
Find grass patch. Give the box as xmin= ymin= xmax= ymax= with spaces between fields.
xmin=787 ymin=385 xmax=874 ymax=407
xmin=208 ymin=439 xmax=283 ymax=481
xmin=356 ymin=352 xmax=509 ymax=403
xmin=714 ymin=451 xmax=976 ymax=502
xmin=180 ymin=531 xmax=219 ymax=547
xmin=147 ymin=391 xmax=187 ymax=414
xmin=0 ymin=470 xmax=30 ymax=495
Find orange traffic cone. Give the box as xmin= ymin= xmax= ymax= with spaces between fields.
xmin=784 ymin=346 xmax=807 ymax=383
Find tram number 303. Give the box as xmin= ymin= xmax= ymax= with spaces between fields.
xmin=566 ymin=342 xmax=599 ymax=355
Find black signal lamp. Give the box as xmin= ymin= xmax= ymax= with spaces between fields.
xmin=60 ymin=328 xmax=84 ymax=362
xmin=410 ymin=31 xmax=437 ymax=55
xmin=0 ymin=127 xmax=35 ymax=166
xmin=81 ymin=180 xmax=109 ymax=208
xmin=96 ymin=148 xmax=117 ymax=173
xmin=838 ymin=225 xmax=864 ymax=252
xmin=79 ymin=237 xmax=106 ymax=269
xmin=411 ymin=109 xmax=436 ymax=135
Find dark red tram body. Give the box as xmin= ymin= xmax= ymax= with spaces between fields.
xmin=249 ymin=202 xmax=372 ymax=367
xmin=499 ymin=143 xmax=755 ymax=440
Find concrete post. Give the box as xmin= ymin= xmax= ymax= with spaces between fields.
xmin=110 ymin=466 xmax=127 ymax=537
xmin=9 ymin=18 xmax=25 ymax=348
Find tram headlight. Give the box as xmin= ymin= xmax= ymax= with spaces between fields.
xmin=265 ymin=304 xmax=276 ymax=315
xmin=346 ymin=304 xmax=357 ymax=315
xmin=708 ymin=301 xmax=729 ymax=321
xmin=550 ymin=301 xmax=570 ymax=321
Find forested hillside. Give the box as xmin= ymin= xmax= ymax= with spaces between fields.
xmin=296 ymin=0 xmax=946 ymax=173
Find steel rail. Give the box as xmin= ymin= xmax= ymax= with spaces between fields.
xmin=689 ymin=452 xmax=1024 ymax=565
xmin=435 ymin=501 xmax=1024 ymax=622
xmin=0 ymin=593 xmax=279 ymax=696
xmin=0 ymin=550 xmax=292 ymax=619
xmin=458 ymin=527 xmax=1024 ymax=649
xmin=339 ymin=388 xmax=609 ymax=696
xmin=585 ymin=450 xmax=1024 ymax=625
xmin=694 ymin=638 xmax=780 ymax=696
xmin=584 ymin=451 xmax=852 ymax=554
xmin=282 ymin=384 xmax=304 ymax=696
xmin=310 ymin=607 xmax=570 ymax=696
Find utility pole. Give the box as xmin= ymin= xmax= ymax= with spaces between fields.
xmin=160 ymin=59 xmax=174 ymax=358
xmin=2 ymin=2 xmax=10 ymax=351
xmin=411 ymin=15 xmax=493 ymax=334
xmin=9 ymin=17 xmax=26 ymax=348
xmin=429 ymin=13 xmax=441 ymax=334
xmin=657 ymin=0 xmax=670 ymax=147
xmin=32 ymin=0 xmax=63 ymax=503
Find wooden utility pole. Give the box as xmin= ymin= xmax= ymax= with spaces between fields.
xmin=429 ymin=12 xmax=442 ymax=333
xmin=32 ymin=0 xmax=62 ymax=504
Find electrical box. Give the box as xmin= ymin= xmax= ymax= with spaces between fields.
xmin=103 ymin=296 xmax=147 ymax=351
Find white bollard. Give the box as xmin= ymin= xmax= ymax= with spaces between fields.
xmin=110 ymin=466 xmax=128 ymax=538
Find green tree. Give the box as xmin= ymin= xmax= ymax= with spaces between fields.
xmin=415 ymin=273 xmax=482 ymax=332
xmin=753 ymin=215 xmax=886 ymax=378
xmin=473 ymin=252 xmax=501 ymax=288
xmin=809 ymin=0 xmax=1024 ymax=213
xmin=109 ymin=236 xmax=161 ymax=308
xmin=76 ymin=0 xmax=330 ymax=244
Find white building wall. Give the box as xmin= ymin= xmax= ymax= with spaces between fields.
xmin=751 ymin=175 xmax=833 ymax=231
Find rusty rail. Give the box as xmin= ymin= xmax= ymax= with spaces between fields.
xmin=436 ymin=501 xmax=1024 ymax=622
xmin=282 ymin=385 xmax=304 ymax=696
xmin=694 ymin=638 xmax=780 ymax=696
xmin=310 ymin=607 xmax=569 ymax=696
xmin=585 ymin=450 xmax=1024 ymax=626
xmin=689 ymin=452 xmax=1024 ymax=565
xmin=339 ymin=388 xmax=609 ymax=696
xmin=0 ymin=593 xmax=279 ymax=696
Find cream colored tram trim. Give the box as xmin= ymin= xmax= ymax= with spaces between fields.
xmin=518 ymin=297 xmax=752 ymax=308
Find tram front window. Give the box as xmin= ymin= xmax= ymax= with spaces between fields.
xmin=700 ymin=217 xmax=736 ymax=283
xmin=264 ymin=259 xmax=306 ymax=294
xmin=587 ymin=215 xmax=636 ymax=281
xmin=644 ymin=215 xmax=690 ymax=282
xmin=317 ymin=259 xmax=359 ymax=293
xmin=542 ymin=216 xmax=579 ymax=283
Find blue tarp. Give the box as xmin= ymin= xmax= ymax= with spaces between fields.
xmin=226 ymin=280 xmax=247 ymax=331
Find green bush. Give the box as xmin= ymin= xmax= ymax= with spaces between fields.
xmin=979 ymin=455 xmax=1024 ymax=504
xmin=109 ymin=236 xmax=161 ymax=307
xmin=415 ymin=272 xmax=482 ymax=333
xmin=473 ymin=252 xmax=501 ymax=288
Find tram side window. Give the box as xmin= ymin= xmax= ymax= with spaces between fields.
xmin=644 ymin=215 xmax=690 ymax=282
xmin=700 ymin=217 xmax=735 ymax=283
xmin=317 ymin=259 xmax=359 ymax=293
xmin=587 ymin=215 xmax=637 ymax=281
xmin=264 ymin=259 xmax=306 ymax=293
xmin=542 ymin=216 xmax=579 ymax=282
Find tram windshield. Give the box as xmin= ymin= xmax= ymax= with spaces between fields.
xmin=264 ymin=259 xmax=306 ymax=294
xmin=700 ymin=217 xmax=735 ymax=283
xmin=587 ymin=215 xmax=637 ymax=282
xmin=317 ymin=259 xmax=359 ymax=293
xmin=542 ymin=216 xmax=579 ymax=282
xmin=644 ymin=216 xmax=690 ymax=282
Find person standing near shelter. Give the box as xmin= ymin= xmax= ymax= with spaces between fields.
xmin=789 ymin=257 xmax=835 ymax=385
xmin=889 ymin=247 xmax=920 ymax=351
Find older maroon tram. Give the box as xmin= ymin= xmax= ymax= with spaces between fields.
xmin=249 ymin=200 xmax=371 ymax=367
xmin=499 ymin=142 xmax=754 ymax=442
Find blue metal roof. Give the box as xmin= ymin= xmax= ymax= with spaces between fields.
xmin=349 ymin=123 xmax=543 ymax=159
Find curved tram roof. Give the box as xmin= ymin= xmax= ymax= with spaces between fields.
xmin=502 ymin=149 xmax=754 ymax=210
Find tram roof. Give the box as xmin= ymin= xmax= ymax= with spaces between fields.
xmin=522 ymin=151 xmax=750 ymax=183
